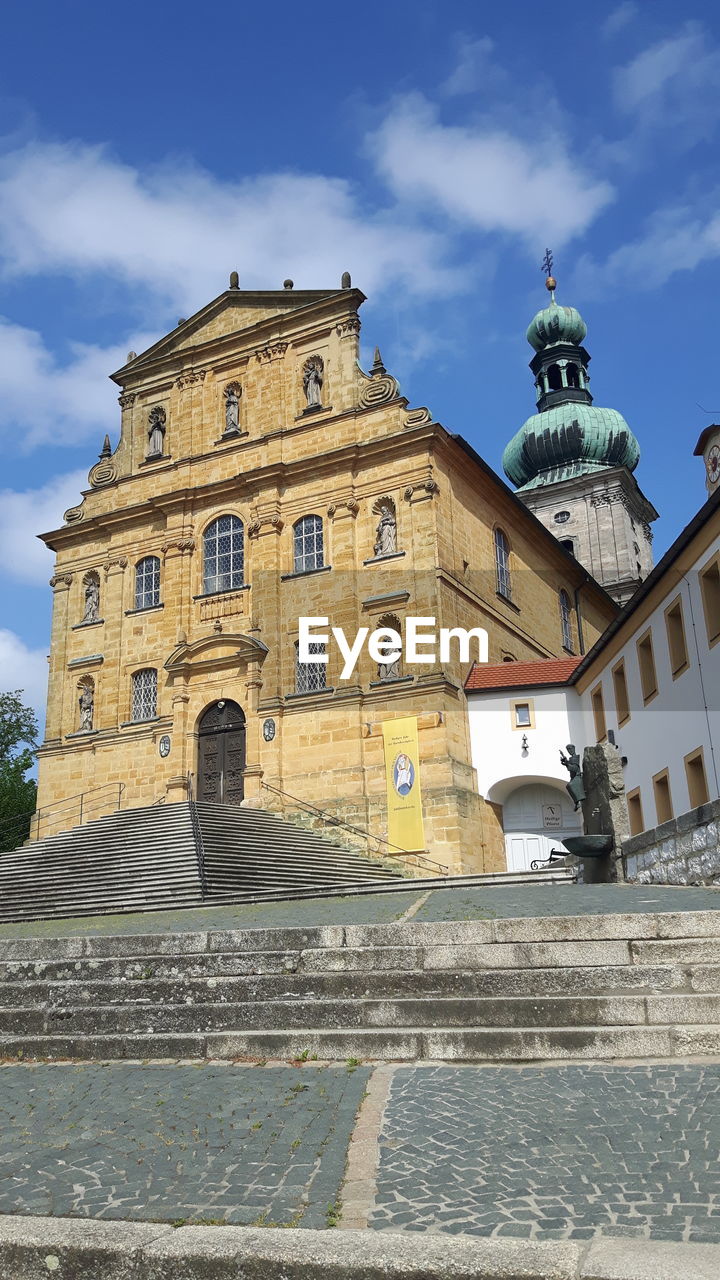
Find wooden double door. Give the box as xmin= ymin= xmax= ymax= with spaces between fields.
xmin=197 ymin=700 xmax=246 ymax=804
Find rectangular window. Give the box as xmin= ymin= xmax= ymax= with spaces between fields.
xmin=636 ymin=629 xmax=658 ymax=704
xmin=591 ymin=683 xmax=607 ymax=742
xmin=664 ymin=597 xmax=689 ymax=678
xmin=685 ymin=748 xmax=710 ymax=810
xmin=611 ymin=660 xmax=630 ymax=726
xmin=652 ymin=769 xmax=673 ymax=825
xmin=699 ymin=553 xmax=720 ymax=647
xmin=626 ymin=788 xmax=645 ymax=837
xmin=131 ymin=668 xmax=157 ymax=721
xmin=510 ymin=699 xmax=534 ymax=729
xmin=295 ymin=642 xmax=327 ymax=694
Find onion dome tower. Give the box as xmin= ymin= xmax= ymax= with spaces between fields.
xmin=502 ymin=257 xmax=657 ymax=607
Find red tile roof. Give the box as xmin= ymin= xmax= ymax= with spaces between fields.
xmin=464 ymin=656 xmax=582 ymax=692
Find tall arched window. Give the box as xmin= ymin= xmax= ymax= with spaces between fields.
xmin=203 ymin=515 xmax=244 ymax=594
xmin=294 ymin=639 xmax=327 ymax=694
xmin=293 ymin=514 xmax=324 ymax=573
xmin=134 ymin=556 xmax=161 ymax=610
xmin=560 ymin=589 xmax=574 ymax=652
xmin=494 ymin=528 xmax=512 ymax=600
xmin=131 ymin=668 xmax=157 ymax=721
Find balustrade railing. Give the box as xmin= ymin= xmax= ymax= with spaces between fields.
xmin=0 ymin=781 xmax=125 ymax=851
xmin=259 ymin=781 xmax=448 ymax=877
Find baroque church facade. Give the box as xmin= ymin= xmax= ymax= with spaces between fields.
xmin=36 ymin=275 xmax=617 ymax=874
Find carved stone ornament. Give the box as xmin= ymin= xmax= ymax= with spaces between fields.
xmin=327 ymin=499 xmax=358 ymax=518
xmin=82 ymin=572 xmax=100 ymax=623
xmin=161 ymin=538 xmax=195 ymax=556
xmin=255 ymin=342 xmax=288 ymax=364
xmin=78 ymin=678 xmax=94 ymax=732
xmin=88 ymin=434 xmax=116 ymax=489
xmin=591 ymin=489 xmax=626 ymax=509
xmin=404 ymin=479 xmax=439 ymax=501
xmin=49 ymin=573 xmax=74 ymax=589
xmin=303 ymin=355 xmax=324 ymax=407
xmin=642 ymin=521 xmax=654 ymax=543
xmin=118 ymin=393 xmax=136 ymax=409
xmin=176 ymin=367 xmax=207 ymax=389
xmin=248 ymin=516 xmax=283 ymax=538
xmin=336 ymin=317 xmax=361 ymax=338
xmin=404 ymin=406 xmax=432 ymax=428
xmin=64 ymin=504 xmax=85 ymax=524
xmin=102 ymin=556 xmax=128 ymax=577
xmin=358 ymin=348 xmax=399 ymax=409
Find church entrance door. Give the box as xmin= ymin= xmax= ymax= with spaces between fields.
xmin=197 ymin=700 xmax=246 ymax=804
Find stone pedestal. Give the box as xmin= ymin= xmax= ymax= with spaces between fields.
xmin=580 ymin=742 xmax=630 ymax=883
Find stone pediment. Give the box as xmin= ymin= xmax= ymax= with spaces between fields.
xmin=165 ymin=633 xmax=269 ymax=675
xmin=111 ymin=288 xmax=354 ymax=381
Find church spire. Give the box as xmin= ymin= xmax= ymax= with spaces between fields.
xmin=526 ymin=255 xmax=592 ymax=414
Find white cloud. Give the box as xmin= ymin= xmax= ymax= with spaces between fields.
xmin=602 ymin=4 xmax=637 ymax=39
xmin=0 ymin=629 xmax=48 ymax=730
xmin=0 ymin=319 xmax=159 ymax=448
xmin=614 ymin=23 xmax=720 ymax=126
xmin=0 ymin=140 xmax=458 ymax=316
xmin=370 ymin=95 xmax=614 ymax=248
xmin=574 ymin=204 xmax=720 ymax=295
xmin=442 ymin=37 xmax=497 ymax=96
xmin=0 ymin=469 xmax=87 ymax=584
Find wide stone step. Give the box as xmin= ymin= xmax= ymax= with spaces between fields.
xmin=0 ymin=961 xmax=688 ymax=998
xmin=2 ymin=1021 xmax=720 ymax=1062
xmin=4 ymin=992 xmax=719 ymax=1037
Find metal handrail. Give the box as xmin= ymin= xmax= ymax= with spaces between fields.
xmin=186 ymin=772 xmax=208 ymax=895
xmin=0 ymin=781 xmax=125 ymax=846
xmin=260 ymin=781 xmax=448 ymax=877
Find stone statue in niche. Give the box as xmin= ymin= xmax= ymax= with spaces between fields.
xmin=378 ymin=654 xmax=401 ymax=681
xmin=82 ymin=575 xmax=100 ymax=624
xmin=560 ymin=744 xmax=586 ymax=811
xmin=224 ymin=384 xmax=241 ymax=436
xmin=303 ymin=355 xmax=324 ymax=408
xmin=78 ymin=682 xmax=94 ymax=732
xmin=374 ymin=501 xmax=397 ymax=557
xmin=147 ymin=405 xmax=166 ymax=458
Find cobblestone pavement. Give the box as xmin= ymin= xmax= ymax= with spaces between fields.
xmin=0 ymin=1063 xmax=369 ymax=1228
xmin=370 ymin=1063 xmax=720 ymax=1243
xmin=0 ymin=883 xmax=718 ymax=942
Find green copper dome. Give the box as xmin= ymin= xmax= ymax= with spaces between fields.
xmin=526 ymin=300 xmax=587 ymax=352
xmin=503 ymin=403 xmax=640 ymax=491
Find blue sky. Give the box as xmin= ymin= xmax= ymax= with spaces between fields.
xmin=1 ymin=0 xmax=718 ymax=725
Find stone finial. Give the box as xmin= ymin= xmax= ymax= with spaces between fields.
xmin=341 ymin=271 xmax=351 ymax=289
xmin=99 ymin=434 xmax=111 ymax=459
xmin=283 ymin=279 xmax=294 ymax=290
xmin=370 ymin=346 xmax=386 ymax=376
xmin=127 ymin=351 xmax=137 ymax=362
xmin=177 ymin=318 xmax=187 ymax=326
xmin=229 ymin=271 xmax=239 ymax=289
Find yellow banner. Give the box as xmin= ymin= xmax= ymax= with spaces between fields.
xmin=381 ymin=716 xmax=425 ymax=853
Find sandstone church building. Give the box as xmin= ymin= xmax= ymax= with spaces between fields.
xmin=36 ymin=273 xmax=618 ymax=874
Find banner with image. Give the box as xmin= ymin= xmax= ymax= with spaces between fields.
xmin=381 ymin=716 xmax=425 ymax=852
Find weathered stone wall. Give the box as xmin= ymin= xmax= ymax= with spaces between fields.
xmin=622 ymin=800 xmax=720 ymax=885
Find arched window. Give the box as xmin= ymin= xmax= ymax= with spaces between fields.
xmin=203 ymin=515 xmax=244 ymax=594
xmin=376 ymin=614 xmax=403 ymax=681
xmin=131 ymin=668 xmax=157 ymax=721
xmin=294 ymin=639 xmax=327 ymax=694
xmin=293 ymin=514 xmax=324 ymax=573
xmin=494 ymin=528 xmax=512 ymax=599
xmin=566 ymin=362 xmax=580 ymax=389
xmin=547 ymin=364 xmax=563 ymax=391
xmin=560 ymin=590 xmax=574 ymax=652
xmin=134 ymin=556 xmax=161 ymax=610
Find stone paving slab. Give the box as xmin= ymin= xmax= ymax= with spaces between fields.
xmin=0 ymin=1062 xmax=370 ymax=1229
xmin=0 ymin=883 xmax=718 ymax=943
xmin=370 ymin=1062 xmax=720 ymax=1243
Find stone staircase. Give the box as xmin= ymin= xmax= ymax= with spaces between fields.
xmin=0 ymin=802 xmax=401 ymax=923
xmin=1 ymin=907 xmax=719 ymax=1062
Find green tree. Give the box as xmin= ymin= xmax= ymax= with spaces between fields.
xmin=0 ymin=691 xmax=38 ymax=852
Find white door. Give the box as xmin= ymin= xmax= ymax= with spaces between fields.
xmin=503 ymin=784 xmax=582 ymax=872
